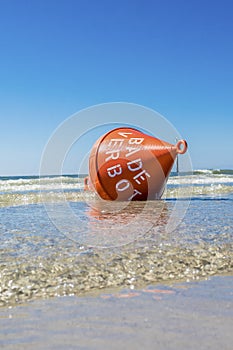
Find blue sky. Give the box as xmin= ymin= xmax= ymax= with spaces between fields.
xmin=0 ymin=0 xmax=232 ymax=175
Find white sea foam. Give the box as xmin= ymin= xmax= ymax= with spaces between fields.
xmin=0 ymin=172 xmax=233 ymax=207
xmin=168 ymin=174 xmax=233 ymax=185
xmin=0 ymin=176 xmax=84 ymax=193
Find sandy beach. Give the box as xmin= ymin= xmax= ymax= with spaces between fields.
xmin=1 ymin=275 xmax=233 ymax=350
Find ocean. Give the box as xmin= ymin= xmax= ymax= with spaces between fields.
xmin=0 ymin=170 xmax=233 ymax=307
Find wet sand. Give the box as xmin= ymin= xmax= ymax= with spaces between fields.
xmin=1 ymin=275 xmax=233 ymax=350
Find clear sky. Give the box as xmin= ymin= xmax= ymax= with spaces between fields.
xmin=0 ymin=0 xmax=232 ymax=175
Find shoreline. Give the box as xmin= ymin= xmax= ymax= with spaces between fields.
xmin=1 ymin=240 xmax=233 ymax=308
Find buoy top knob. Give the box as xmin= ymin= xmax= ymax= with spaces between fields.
xmin=176 ymin=139 xmax=188 ymax=154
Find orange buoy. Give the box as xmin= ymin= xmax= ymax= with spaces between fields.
xmin=88 ymin=127 xmax=187 ymax=201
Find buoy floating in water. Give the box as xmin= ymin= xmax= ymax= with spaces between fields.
xmin=86 ymin=127 xmax=187 ymax=201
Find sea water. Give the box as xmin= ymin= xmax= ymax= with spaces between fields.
xmin=0 ymin=170 xmax=233 ymax=306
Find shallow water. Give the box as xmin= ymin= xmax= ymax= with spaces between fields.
xmin=0 ymin=171 xmax=233 ymax=306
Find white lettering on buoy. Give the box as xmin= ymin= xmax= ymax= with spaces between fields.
xmin=104 ymin=132 xmax=151 ymax=197
xmin=125 ymin=146 xmax=140 ymax=157
xmin=105 ymin=150 xmax=120 ymax=162
xmin=116 ymin=179 xmax=130 ymax=192
xmin=107 ymin=164 xmax=122 ymax=178
xmin=128 ymin=138 xmax=144 ymax=145
xmin=118 ymin=132 xmax=132 ymax=138
xmin=127 ymin=158 xmax=143 ymax=172
xmin=128 ymin=189 xmax=142 ymax=201
xmin=108 ymin=139 xmax=124 ymax=148
xmin=133 ymin=169 xmax=150 ymax=184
